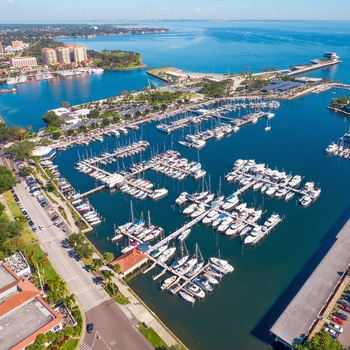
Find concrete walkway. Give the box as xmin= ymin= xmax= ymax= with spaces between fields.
xmin=108 ymin=273 xmax=185 ymax=349
xmin=0 ymin=193 xmax=15 ymax=220
xmin=34 ymin=170 xmax=79 ymax=230
xmin=309 ymin=276 xmax=350 ymax=338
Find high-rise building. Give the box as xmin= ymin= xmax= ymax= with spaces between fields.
xmin=55 ymin=46 xmax=70 ymax=64
xmin=9 ymin=56 xmax=38 ymax=68
xmin=41 ymin=48 xmax=57 ymax=66
xmin=11 ymin=40 xmax=24 ymax=48
xmin=74 ymin=45 xmax=87 ymax=62
xmin=0 ymin=42 xmax=3 ymax=56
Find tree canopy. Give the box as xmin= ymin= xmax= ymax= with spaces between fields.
xmin=0 ymin=166 xmax=17 ymax=193
xmin=42 ymin=111 xmax=66 ymax=128
xmin=6 ymin=140 xmax=35 ymax=160
xmin=0 ymin=123 xmax=23 ymax=142
xmin=295 ymin=331 xmax=343 ymax=350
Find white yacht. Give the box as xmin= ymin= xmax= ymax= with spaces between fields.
xmin=178 ymin=229 xmax=191 ymax=242
xmin=185 ymin=283 xmax=205 ymax=298
xmin=180 ymin=291 xmax=195 ymax=303
xmin=243 ymin=226 xmax=262 ymax=245
xmin=222 ymin=193 xmax=239 ymax=211
xmin=158 ymin=247 xmax=176 ymax=263
xmin=160 ymin=276 xmax=177 ymax=290
xmin=202 ymin=210 xmax=219 ymax=225
xmin=150 ymin=188 xmax=168 ymax=200
xmin=171 ymin=255 xmax=189 ymax=270
xmin=210 ymin=258 xmax=234 ymax=273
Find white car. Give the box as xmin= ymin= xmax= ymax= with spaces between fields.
xmin=325 ymin=327 xmax=339 ymax=338
xmin=38 ymin=225 xmax=44 ymax=230
xmin=329 ymin=323 xmax=343 ymax=334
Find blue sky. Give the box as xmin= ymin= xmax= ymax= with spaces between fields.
xmin=1 ymin=0 xmax=350 ymax=21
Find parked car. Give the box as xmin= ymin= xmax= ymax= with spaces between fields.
xmin=38 ymin=225 xmax=44 ymax=230
xmin=332 ymin=317 xmax=344 ymax=325
xmin=325 ymin=327 xmax=339 ymax=339
xmin=41 ymin=202 xmax=48 ymax=207
xmin=340 ymin=304 xmax=350 ymax=313
xmin=54 ymin=219 xmax=63 ymax=226
xmin=22 ymin=210 xmax=28 ymax=215
xmin=329 ymin=322 xmax=343 ymax=334
xmin=340 ymin=299 xmax=350 ymax=307
xmin=28 ymin=220 xmax=34 ymax=227
xmin=32 ymin=227 xmax=37 ymax=232
xmin=51 ymin=215 xmax=59 ymax=222
xmin=334 ymin=312 xmax=347 ymax=320
xmin=86 ymin=323 xmax=94 ymax=333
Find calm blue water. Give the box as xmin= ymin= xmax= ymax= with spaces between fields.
xmin=2 ymin=21 xmax=350 ymax=349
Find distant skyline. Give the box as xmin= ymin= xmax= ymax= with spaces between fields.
xmin=1 ymin=0 xmax=350 ymax=22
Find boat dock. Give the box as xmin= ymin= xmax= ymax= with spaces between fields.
xmin=74 ymin=185 xmax=106 ymax=199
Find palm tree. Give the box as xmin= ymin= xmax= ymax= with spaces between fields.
xmin=92 ymin=258 xmax=103 ymax=271
xmin=103 ymin=252 xmax=114 ymax=264
xmin=63 ymin=294 xmax=76 ymax=309
xmin=113 ymin=263 xmax=121 ymax=274
xmin=102 ymin=270 xmax=114 ymax=284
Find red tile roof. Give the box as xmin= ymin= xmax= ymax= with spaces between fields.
xmin=0 ymin=263 xmax=63 ymax=350
xmin=110 ymin=248 xmax=148 ymax=273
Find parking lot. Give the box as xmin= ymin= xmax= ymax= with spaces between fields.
xmin=12 ymin=175 xmax=70 ymax=236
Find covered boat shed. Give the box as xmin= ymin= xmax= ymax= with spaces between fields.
xmin=270 ymin=218 xmax=350 ymax=348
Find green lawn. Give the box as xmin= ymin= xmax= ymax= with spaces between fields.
xmin=137 ymin=321 xmax=167 ymax=348
xmin=22 ymin=243 xmax=59 ymax=281
xmin=60 ymin=338 xmax=79 ymax=350
xmin=3 ymin=191 xmax=23 ymax=218
xmin=2 ymin=191 xmax=35 ymax=244
xmin=114 ymin=292 xmax=130 ymax=305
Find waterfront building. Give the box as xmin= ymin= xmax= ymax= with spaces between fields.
xmin=41 ymin=48 xmax=57 ymax=66
xmin=9 ymin=56 xmax=37 ymax=68
xmin=55 ymin=46 xmax=70 ymax=64
xmin=73 ymin=45 xmax=88 ymax=63
xmin=0 ymin=262 xmax=62 ymax=350
xmin=11 ymin=40 xmax=24 ymax=48
xmin=110 ymin=248 xmax=149 ymax=277
xmin=270 ymin=218 xmax=350 ymax=348
xmin=0 ymin=42 xmax=3 ymax=57
xmin=32 ymin=146 xmax=56 ymax=160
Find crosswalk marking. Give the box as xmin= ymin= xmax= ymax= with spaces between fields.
xmin=39 ymin=234 xmax=66 ymax=243
xmin=80 ymin=342 xmax=91 ymax=350
xmin=73 ymin=284 xmax=99 ymax=296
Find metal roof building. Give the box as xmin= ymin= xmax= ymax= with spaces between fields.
xmin=270 ymin=218 xmax=350 ymax=348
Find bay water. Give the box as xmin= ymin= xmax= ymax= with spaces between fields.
xmin=1 ymin=21 xmax=350 ymax=349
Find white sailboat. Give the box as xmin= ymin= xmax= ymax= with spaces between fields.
xmin=265 ymin=119 xmax=271 ymax=132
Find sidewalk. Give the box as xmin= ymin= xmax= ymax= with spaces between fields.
xmin=309 ymin=276 xmax=350 ymax=338
xmin=110 ymin=274 xmax=185 ymax=348
xmin=34 ymin=170 xmax=78 ymax=230
xmin=0 ymin=193 xmax=15 ymax=220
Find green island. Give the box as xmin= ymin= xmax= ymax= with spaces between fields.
xmin=87 ymin=49 xmax=146 ymax=70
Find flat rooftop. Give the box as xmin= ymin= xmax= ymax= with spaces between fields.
xmin=270 ymin=218 xmax=350 ymax=347
xmin=0 ymin=265 xmax=16 ymax=290
xmin=0 ymin=298 xmax=54 ymax=350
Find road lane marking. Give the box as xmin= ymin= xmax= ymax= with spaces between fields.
xmin=66 ymin=276 xmax=78 ymax=282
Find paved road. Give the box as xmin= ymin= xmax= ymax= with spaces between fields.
xmin=14 ymin=179 xmax=153 ymax=350
xmin=82 ymin=300 xmax=153 ymax=350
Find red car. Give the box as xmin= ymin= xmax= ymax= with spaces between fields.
xmin=332 ymin=317 xmax=344 ymax=325
xmin=340 ymin=304 xmax=350 ymax=313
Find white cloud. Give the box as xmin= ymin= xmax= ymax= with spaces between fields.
xmin=7 ymin=0 xmax=14 ymax=4
xmin=194 ymin=7 xmax=201 ymax=13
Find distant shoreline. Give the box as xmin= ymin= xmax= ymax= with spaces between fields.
xmin=104 ymin=63 xmax=147 ymax=71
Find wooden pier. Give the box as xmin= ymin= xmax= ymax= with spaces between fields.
xmin=74 ymin=185 xmax=106 ymax=199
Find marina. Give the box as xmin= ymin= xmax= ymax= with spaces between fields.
xmin=326 ymin=129 xmax=350 ymax=159
xmin=2 ymin=21 xmax=350 ymax=350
